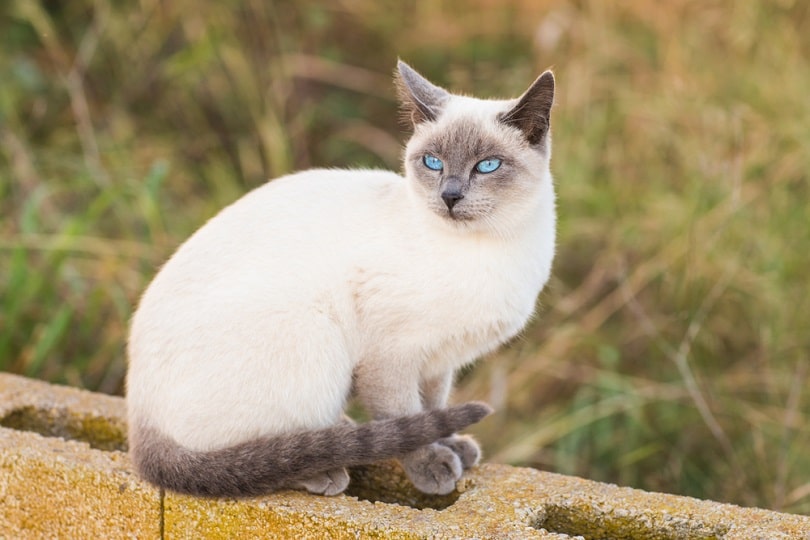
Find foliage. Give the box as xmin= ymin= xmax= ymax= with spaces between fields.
xmin=1 ymin=0 xmax=808 ymax=513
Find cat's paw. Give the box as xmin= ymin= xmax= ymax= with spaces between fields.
xmin=295 ymin=467 xmax=350 ymax=496
xmin=400 ymin=442 xmax=463 ymax=495
xmin=437 ymin=434 xmax=481 ymax=469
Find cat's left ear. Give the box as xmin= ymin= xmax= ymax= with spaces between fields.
xmin=395 ymin=60 xmax=450 ymax=127
xmin=501 ymin=71 xmax=555 ymax=146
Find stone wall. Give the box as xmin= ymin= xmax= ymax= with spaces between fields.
xmin=1 ymin=373 xmax=808 ymax=539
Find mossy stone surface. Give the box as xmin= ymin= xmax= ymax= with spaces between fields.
xmin=0 ymin=373 xmax=157 ymax=538
xmin=2 ymin=373 xmax=809 ymax=539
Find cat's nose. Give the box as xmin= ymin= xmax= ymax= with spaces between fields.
xmin=441 ymin=188 xmax=464 ymax=210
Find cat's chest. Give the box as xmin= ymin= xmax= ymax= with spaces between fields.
xmin=349 ymin=238 xmax=545 ymax=366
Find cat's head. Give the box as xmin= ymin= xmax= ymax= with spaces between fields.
xmin=397 ymin=61 xmax=554 ymax=235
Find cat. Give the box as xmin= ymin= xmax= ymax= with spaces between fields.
xmin=126 ymin=60 xmax=556 ymax=498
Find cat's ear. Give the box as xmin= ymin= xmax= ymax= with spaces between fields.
xmin=395 ymin=60 xmax=449 ymax=126
xmin=501 ymin=71 xmax=555 ymax=146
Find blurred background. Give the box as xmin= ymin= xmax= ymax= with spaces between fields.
xmin=1 ymin=0 xmax=808 ymax=514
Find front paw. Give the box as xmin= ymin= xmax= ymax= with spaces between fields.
xmin=400 ymin=442 xmax=463 ymax=495
xmin=437 ymin=434 xmax=481 ymax=469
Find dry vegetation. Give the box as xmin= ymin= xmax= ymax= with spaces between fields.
xmin=1 ymin=0 xmax=808 ymax=513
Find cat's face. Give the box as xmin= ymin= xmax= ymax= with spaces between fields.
xmin=397 ymin=62 xmax=554 ymax=234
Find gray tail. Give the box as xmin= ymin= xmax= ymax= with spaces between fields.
xmin=130 ymin=401 xmax=492 ymax=497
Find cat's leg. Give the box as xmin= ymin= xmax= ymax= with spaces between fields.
xmin=353 ymin=363 xmax=463 ymax=495
xmin=259 ymin=311 xmax=356 ymax=497
xmin=421 ymin=371 xmax=482 ymax=470
xmin=419 ymin=370 xmax=454 ymax=410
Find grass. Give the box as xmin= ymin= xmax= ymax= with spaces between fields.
xmin=1 ymin=0 xmax=809 ymax=514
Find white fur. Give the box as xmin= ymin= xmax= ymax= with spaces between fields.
xmin=127 ymin=96 xmax=556 ymax=452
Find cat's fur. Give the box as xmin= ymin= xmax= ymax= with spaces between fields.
xmin=126 ymin=61 xmax=556 ymax=497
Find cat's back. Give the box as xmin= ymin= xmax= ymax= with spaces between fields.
xmin=168 ymin=168 xmax=401 ymax=257
xmin=215 ymin=168 xmax=403 ymax=233
xmin=136 ymin=168 xmax=404 ymax=313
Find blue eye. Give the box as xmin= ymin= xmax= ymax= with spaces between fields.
xmin=475 ymin=158 xmax=502 ymax=174
xmin=423 ymin=154 xmax=444 ymax=171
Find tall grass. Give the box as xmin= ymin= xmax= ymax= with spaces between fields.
xmin=1 ymin=0 xmax=808 ymax=513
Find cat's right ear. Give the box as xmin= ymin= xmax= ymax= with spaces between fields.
xmin=395 ymin=60 xmax=449 ymax=127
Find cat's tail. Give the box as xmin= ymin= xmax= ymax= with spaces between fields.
xmin=130 ymin=401 xmax=492 ymax=497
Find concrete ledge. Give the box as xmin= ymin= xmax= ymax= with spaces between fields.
xmin=0 ymin=373 xmax=159 ymax=539
xmin=1 ymin=373 xmax=808 ymax=539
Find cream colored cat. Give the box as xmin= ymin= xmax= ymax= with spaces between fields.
xmin=126 ymin=61 xmax=556 ymax=497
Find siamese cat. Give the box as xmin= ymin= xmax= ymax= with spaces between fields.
xmin=127 ymin=61 xmax=556 ymax=498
